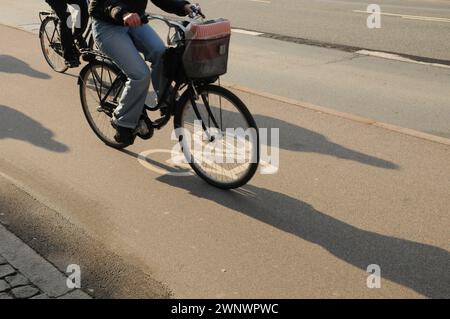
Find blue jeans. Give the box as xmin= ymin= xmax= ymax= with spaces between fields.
xmin=92 ymin=18 xmax=167 ymax=129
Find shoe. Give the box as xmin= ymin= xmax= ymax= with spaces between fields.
xmin=64 ymin=47 xmax=80 ymax=68
xmin=134 ymin=113 xmax=154 ymax=140
xmin=113 ymin=124 xmax=136 ymax=146
xmin=65 ymin=58 xmax=80 ymax=68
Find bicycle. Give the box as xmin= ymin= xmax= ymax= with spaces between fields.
xmin=39 ymin=1 xmax=94 ymax=73
xmin=77 ymin=9 xmax=260 ymax=189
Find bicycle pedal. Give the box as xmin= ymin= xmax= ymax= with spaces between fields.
xmin=135 ymin=116 xmax=154 ymax=140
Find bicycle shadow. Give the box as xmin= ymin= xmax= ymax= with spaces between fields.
xmin=0 ymin=105 xmax=68 ymax=152
xmin=0 ymin=55 xmax=51 ymax=79
xmin=156 ymin=174 xmax=450 ymax=298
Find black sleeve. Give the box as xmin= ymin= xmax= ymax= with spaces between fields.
xmin=104 ymin=0 xmax=131 ymax=23
xmin=151 ymin=0 xmax=191 ymax=16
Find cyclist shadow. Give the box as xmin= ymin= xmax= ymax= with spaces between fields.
xmin=255 ymin=112 xmax=398 ymax=169
xmin=208 ymin=106 xmax=398 ymax=170
xmin=0 ymin=55 xmax=51 ymax=79
xmin=156 ymin=174 xmax=449 ymax=298
xmin=0 ymin=105 xmax=68 ymax=152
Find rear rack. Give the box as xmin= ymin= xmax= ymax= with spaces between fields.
xmin=38 ymin=11 xmax=54 ymax=23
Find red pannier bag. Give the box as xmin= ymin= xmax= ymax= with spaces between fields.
xmin=183 ymin=19 xmax=231 ymax=79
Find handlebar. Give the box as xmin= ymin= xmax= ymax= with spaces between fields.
xmin=188 ymin=4 xmax=205 ymax=19
xmin=140 ymin=3 xmax=205 ymax=28
xmin=140 ymin=14 xmax=187 ymax=32
xmin=139 ymin=5 xmax=205 ymax=46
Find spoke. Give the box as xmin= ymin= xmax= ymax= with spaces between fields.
xmin=84 ymin=77 xmax=100 ymax=105
xmin=201 ymin=93 xmax=221 ymax=130
xmin=191 ymin=152 xmax=239 ymax=180
xmin=100 ymin=64 xmax=104 ymax=98
xmin=90 ymin=67 xmax=103 ymax=101
xmin=45 ymin=21 xmax=56 ymax=44
xmin=190 ymin=96 xmax=210 ymax=135
xmin=181 ymin=88 xmax=255 ymax=185
xmin=219 ymin=93 xmax=223 ymax=132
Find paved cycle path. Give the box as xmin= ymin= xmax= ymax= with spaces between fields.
xmin=0 ymin=24 xmax=449 ymax=298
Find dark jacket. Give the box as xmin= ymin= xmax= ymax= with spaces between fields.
xmin=89 ymin=0 xmax=190 ymax=25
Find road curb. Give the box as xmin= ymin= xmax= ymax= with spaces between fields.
xmin=0 ymin=168 xmax=172 ymax=299
xmin=0 ymin=223 xmax=91 ymax=299
xmin=224 ymin=82 xmax=450 ymax=147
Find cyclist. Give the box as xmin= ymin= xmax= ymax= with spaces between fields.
xmin=45 ymin=0 xmax=89 ymax=67
xmin=89 ymin=0 xmax=199 ymax=145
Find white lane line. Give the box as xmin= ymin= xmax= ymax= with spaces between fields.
xmin=231 ymin=28 xmax=264 ymax=36
xmin=353 ymin=10 xmax=450 ymax=23
xmin=224 ymin=81 xmax=450 ymax=147
xmin=248 ymin=0 xmax=272 ymax=4
xmin=356 ymin=49 xmax=450 ymax=69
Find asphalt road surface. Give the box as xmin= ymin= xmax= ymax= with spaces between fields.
xmin=1 ymin=25 xmax=449 ymax=298
xmin=151 ymin=0 xmax=450 ymax=138
xmin=0 ymin=1 xmax=449 ymax=298
xmin=164 ymin=0 xmax=450 ymax=60
xmin=1 ymin=0 xmax=449 ymax=138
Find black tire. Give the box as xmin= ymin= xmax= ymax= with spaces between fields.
xmin=174 ymin=84 xmax=259 ymax=189
xmin=39 ymin=16 xmax=68 ymax=73
xmin=79 ymin=60 xmax=128 ymax=149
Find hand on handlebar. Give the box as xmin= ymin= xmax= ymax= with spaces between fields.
xmin=185 ymin=3 xmax=205 ymax=19
xmin=123 ymin=12 xmax=142 ymax=27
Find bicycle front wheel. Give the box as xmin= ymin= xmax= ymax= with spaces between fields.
xmin=174 ymin=85 xmax=259 ymax=189
xmin=39 ymin=16 xmax=68 ymax=73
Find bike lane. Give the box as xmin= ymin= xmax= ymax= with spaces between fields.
xmin=0 ymin=24 xmax=449 ymax=298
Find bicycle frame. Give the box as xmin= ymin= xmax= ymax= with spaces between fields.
xmin=87 ymin=58 xmax=182 ymax=129
xmin=83 ymin=52 xmax=221 ymax=142
xmin=80 ymin=11 xmax=223 ymax=136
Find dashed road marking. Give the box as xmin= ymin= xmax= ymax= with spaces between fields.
xmin=248 ymin=0 xmax=272 ymax=4
xmin=352 ymin=10 xmax=450 ymax=23
xmin=231 ymin=28 xmax=264 ymax=36
xmin=230 ymin=26 xmax=450 ymax=70
xmin=356 ymin=49 xmax=450 ymax=69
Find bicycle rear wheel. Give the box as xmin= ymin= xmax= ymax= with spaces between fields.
xmin=39 ymin=16 xmax=68 ymax=73
xmin=79 ymin=60 xmax=127 ymax=149
xmin=174 ymin=84 xmax=259 ymax=189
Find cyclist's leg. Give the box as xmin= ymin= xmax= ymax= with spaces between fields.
xmin=45 ymin=0 xmax=78 ymax=63
xmin=92 ymin=19 xmax=151 ymax=130
xmin=68 ymin=0 xmax=88 ymax=43
xmin=128 ymin=25 xmax=168 ymax=100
